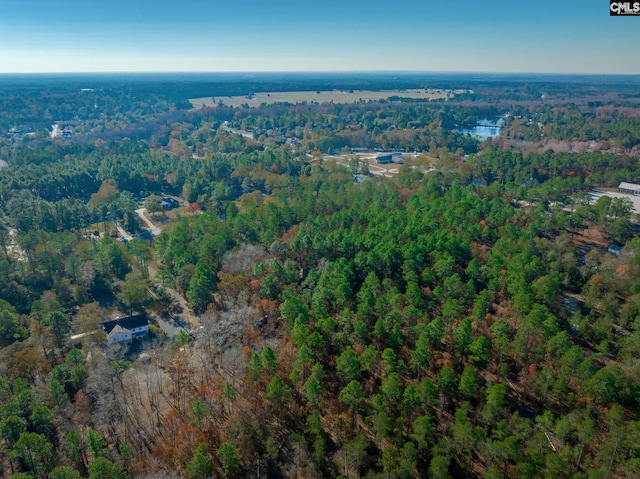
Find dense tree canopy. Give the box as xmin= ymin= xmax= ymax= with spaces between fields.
xmin=0 ymin=74 xmax=640 ymax=478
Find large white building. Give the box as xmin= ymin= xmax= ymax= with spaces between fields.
xmin=618 ymin=182 xmax=640 ymax=195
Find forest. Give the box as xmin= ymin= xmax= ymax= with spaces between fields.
xmin=0 ymin=73 xmax=639 ymax=478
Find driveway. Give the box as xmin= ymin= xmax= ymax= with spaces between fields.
xmin=115 ymin=224 xmax=133 ymax=242
xmin=147 ymin=262 xmax=200 ymax=332
xmin=135 ymin=208 xmax=162 ymax=236
xmin=153 ymin=313 xmax=188 ymax=339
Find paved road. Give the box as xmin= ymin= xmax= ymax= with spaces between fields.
xmin=135 ymin=208 xmax=162 ymax=236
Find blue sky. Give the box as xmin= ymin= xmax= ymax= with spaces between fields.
xmin=0 ymin=0 xmax=637 ymax=73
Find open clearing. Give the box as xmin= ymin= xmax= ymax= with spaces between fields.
xmin=320 ymin=152 xmax=435 ymax=179
xmin=190 ymin=89 xmax=467 ymax=109
xmin=321 ymin=153 xmax=402 ymax=178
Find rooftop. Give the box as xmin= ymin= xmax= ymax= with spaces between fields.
xmin=101 ymin=313 xmax=148 ymax=334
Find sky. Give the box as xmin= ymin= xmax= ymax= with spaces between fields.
xmin=0 ymin=0 xmax=638 ymax=74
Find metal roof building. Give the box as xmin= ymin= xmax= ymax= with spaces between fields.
xmin=618 ymin=182 xmax=640 ymax=195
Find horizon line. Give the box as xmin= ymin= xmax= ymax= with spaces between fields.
xmin=1 ymin=70 xmax=640 ymax=77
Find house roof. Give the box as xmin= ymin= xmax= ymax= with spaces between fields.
xmin=107 ymin=325 xmax=132 ymax=340
xmin=618 ymin=182 xmax=640 ymax=191
xmin=101 ymin=314 xmax=148 ymax=335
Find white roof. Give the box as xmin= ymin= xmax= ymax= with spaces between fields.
xmin=618 ymin=182 xmax=640 ymax=191
xmin=107 ymin=325 xmax=132 ymax=340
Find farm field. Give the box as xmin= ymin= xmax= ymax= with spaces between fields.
xmin=189 ymin=88 xmax=467 ymax=108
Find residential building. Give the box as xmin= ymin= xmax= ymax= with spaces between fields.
xmin=101 ymin=314 xmax=149 ymax=344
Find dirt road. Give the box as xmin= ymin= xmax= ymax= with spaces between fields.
xmin=135 ymin=208 xmax=161 ymax=236
xmin=147 ymin=261 xmax=200 ymax=336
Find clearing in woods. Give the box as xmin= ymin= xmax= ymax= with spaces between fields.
xmin=189 ymin=88 xmax=467 ymax=109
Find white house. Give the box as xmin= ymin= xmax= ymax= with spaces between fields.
xmin=101 ymin=314 xmax=149 ymax=344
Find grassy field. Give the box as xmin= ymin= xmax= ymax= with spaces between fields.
xmin=189 ymin=88 xmax=467 ymax=109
